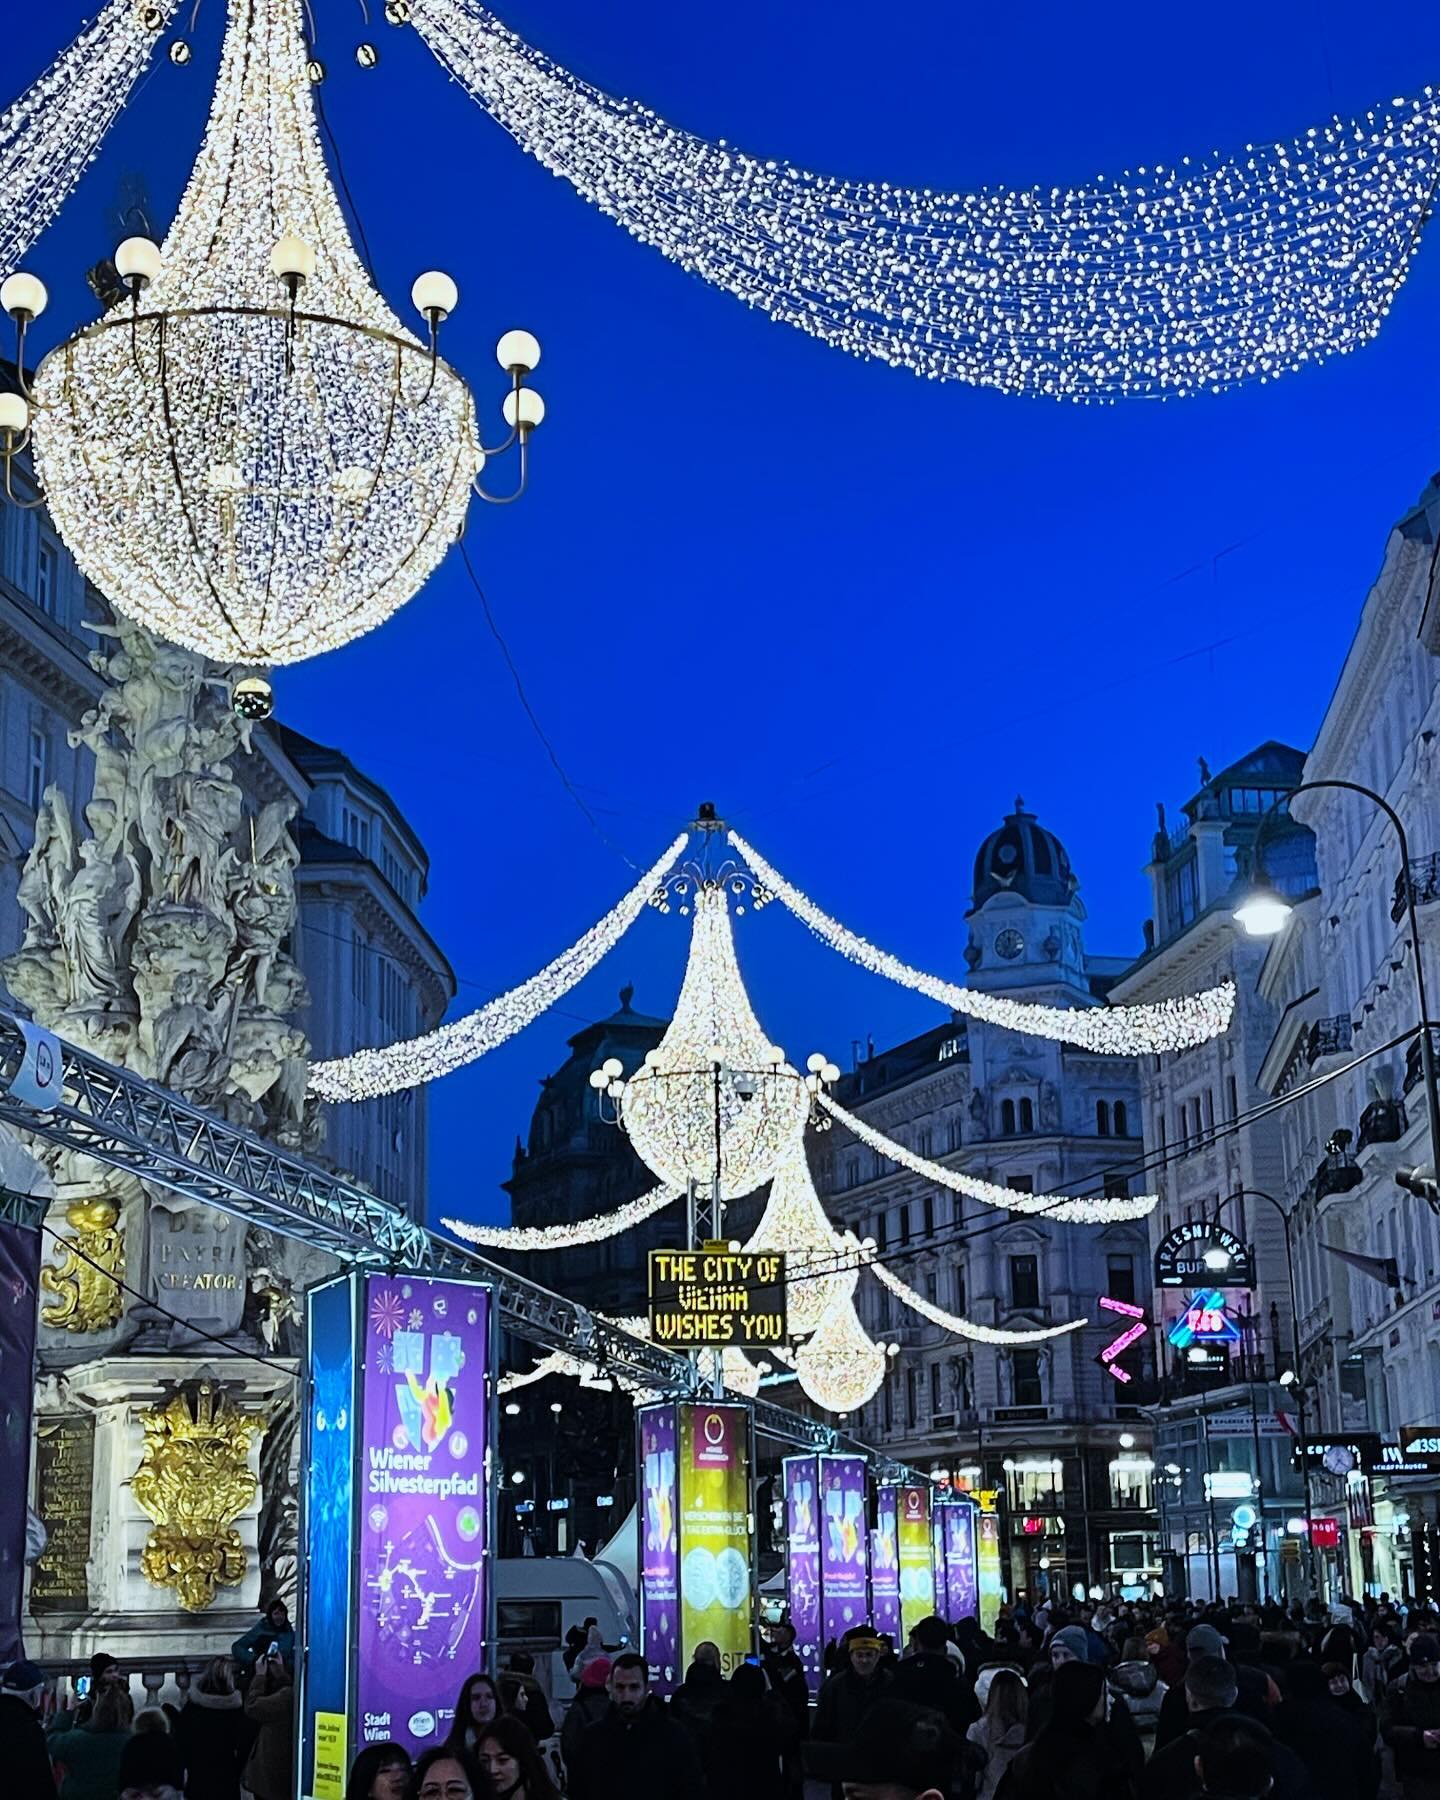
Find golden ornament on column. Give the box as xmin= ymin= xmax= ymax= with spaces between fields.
xmin=40 ymin=1196 xmax=124 ymax=1332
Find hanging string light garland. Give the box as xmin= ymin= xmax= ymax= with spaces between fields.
xmin=0 ymin=0 xmax=176 ymax=281
xmin=407 ymin=0 xmax=1440 ymax=401
xmin=730 ymin=831 xmax=1235 ymax=1055
xmin=818 ymin=1091 xmax=1158 ymax=1223
xmin=442 ymin=1181 xmax=676 ymax=1250
xmin=310 ymin=834 xmax=686 ymax=1100
xmin=867 ymin=1255 xmax=1086 ymax=1344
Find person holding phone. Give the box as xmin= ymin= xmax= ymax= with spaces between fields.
xmin=242 ymin=1645 xmax=294 ymax=1800
xmin=232 ymin=1602 xmax=295 ymax=1678
xmin=1382 ymin=1633 xmax=1440 ymax=1800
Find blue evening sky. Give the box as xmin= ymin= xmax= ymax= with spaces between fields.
xmin=13 ymin=1 xmax=1440 ymax=1222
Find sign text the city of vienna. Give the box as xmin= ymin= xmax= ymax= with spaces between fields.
xmin=648 ymin=1249 xmax=787 ymax=1345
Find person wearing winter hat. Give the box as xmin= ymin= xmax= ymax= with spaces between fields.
xmin=1001 ymin=1662 xmax=1136 ymax=1800
xmin=559 ymin=1656 xmax=611 ymax=1772
xmin=0 ymin=1657 xmax=57 ymax=1800
xmin=118 ymin=1726 xmax=187 ymax=1800
xmin=1382 ymin=1630 xmax=1440 ymax=1800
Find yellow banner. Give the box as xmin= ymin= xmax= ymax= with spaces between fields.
xmin=313 ymin=1712 xmax=346 ymax=1800
xmin=678 ymin=1403 xmax=753 ymax=1675
xmin=898 ymin=1483 xmax=935 ymax=1636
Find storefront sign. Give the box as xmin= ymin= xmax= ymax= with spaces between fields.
xmin=1400 ymin=1428 xmax=1440 ymax=1471
xmin=1291 ymin=1434 xmax=1382 ymax=1475
xmin=871 ymin=1486 xmax=901 ymax=1640
xmin=897 ymin=1484 xmax=935 ymax=1636
xmin=639 ymin=1404 xmax=680 ymax=1689
xmin=1309 ymin=1518 xmax=1342 ymax=1550
xmin=820 ymin=1456 xmax=869 ymax=1650
xmin=1097 ymin=1295 xmax=1147 ymax=1384
xmin=1206 ymin=1410 xmax=1293 ymax=1440
xmin=678 ymin=1402 xmax=754 ymax=1676
xmin=1168 ymin=1290 xmax=1242 ymax=1349
xmin=648 ymin=1249 xmax=787 ymax=1346
xmin=782 ymin=1457 xmax=822 ymax=1694
xmin=1154 ymin=1222 xmax=1254 ymax=1289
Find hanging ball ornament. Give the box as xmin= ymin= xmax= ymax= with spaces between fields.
xmin=138 ymin=4 xmax=164 ymax=29
xmin=169 ymin=39 xmax=192 ymax=64
xmin=306 ymin=57 xmax=326 ymax=84
xmin=384 ymin=0 xmax=411 ymax=22
xmin=356 ymin=42 xmax=379 ymax=68
xmin=232 ymin=676 xmax=275 ymax=723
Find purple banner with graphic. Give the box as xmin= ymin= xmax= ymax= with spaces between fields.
xmin=871 ymin=1484 xmax=901 ymax=1641
xmin=639 ymin=1404 xmax=680 ymax=1692
xmin=821 ymin=1455 xmax=869 ymax=1649
xmin=783 ymin=1456 xmax=822 ymax=1694
xmin=0 ymin=1221 xmax=40 ymax=1664
xmin=942 ymin=1500 xmax=978 ymax=1623
xmin=357 ymin=1276 xmax=491 ymax=1758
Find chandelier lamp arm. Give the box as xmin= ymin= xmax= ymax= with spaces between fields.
xmin=477 ymin=369 xmax=525 ymax=459
xmin=473 ymin=425 xmax=531 ymax=506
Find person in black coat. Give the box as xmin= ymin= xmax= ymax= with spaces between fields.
xmin=567 ymin=1654 xmax=704 ymax=1800
xmin=1140 ymin=1659 xmax=1309 ymax=1800
xmin=998 ymin=1662 xmax=1137 ymax=1800
xmin=760 ymin=1620 xmax=811 ymax=1740
xmin=667 ymin=1643 xmax=726 ymax=1763
xmin=892 ymin=1616 xmax=980 ymax=1735
xmin=1272 ymin=1659 xmax=1379 ymax=1800
xmin=0 ymin=1660 xmax=57 ymax=1800
xmin=704 ymin=1664 xmax=789 ymax=1800
xmin=173 ymin=1657 xmax=253 ymax=1800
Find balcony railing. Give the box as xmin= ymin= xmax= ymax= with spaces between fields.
xmin=1307 ymin=1016 xmax=1353 ymax=1064
xmin=1358 ymin=1097 xmax=1407 ymax=1151
xmin=1392 ymin=853 xmax=1440 ymax=924
xmin=1404 ymin=1029 xmax=1440 ymax=1097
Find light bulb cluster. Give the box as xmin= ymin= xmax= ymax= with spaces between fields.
xmin=443 ymin=1182 xmax=677 ymax=1249
xmin=17 ymin=0 xmax=542 ymax=670
xmin=310 ymin=834 xmax=685 ymax=1099
xmin=743 ymin=1144 xmax=862 ymax=1335
xmin=792 ymin=1289 xmax=891 ymax=1413
xmin=866 ymin=1254 xmax=1086 ymax=1345
xmin=0 ymin=0 xmax=175 ymax=282
xmin=407 ymin=0 xmax=1440 ymax=401
xmin=730 ymin=831 xmax=1235 ymax=1054
xmin=619 ymin=884 xmax=809 ymax=1197
xmin=819 ymin=1091 xmax=1158 ymax=1223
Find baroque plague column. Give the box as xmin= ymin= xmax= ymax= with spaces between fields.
xmin=3 ymin=620 xmax=332 ymax=1662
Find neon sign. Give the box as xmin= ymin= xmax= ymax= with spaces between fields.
xmin=1168 ymin=1290 xmax=1241 ymax=1350
xmin=1097 ymin=1295 xmax=1147 ymax=1384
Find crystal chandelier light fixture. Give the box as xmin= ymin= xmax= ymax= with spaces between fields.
xmin=0 ymin=0 xmax=542 ymax=677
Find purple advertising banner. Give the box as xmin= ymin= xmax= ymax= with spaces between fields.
xmin=639 ymin=1403 xmax=680 ymax=1692
xmin=783 ymin=1456 xmax=822 ymax=1694
xmin=871 ymin=1485 xmax=901 ymax=1640
xmin=821 ymin=1455 xmax=868 ymax=1650
xmin=0 ymin=1221 xmax=40 ymax=1664
xmin=942 ymin=1500 xmax=978 ymax=1624
xmin=357 ymin=1276 xmax=490 ymax=1759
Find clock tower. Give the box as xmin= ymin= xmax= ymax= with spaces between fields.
xmin=964 ymin=798 xmax=1093 ymax=1004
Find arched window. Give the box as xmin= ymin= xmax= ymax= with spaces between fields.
xmin=1019 ymin=1096 xmax=1034 ymax=1133
xmin=1096 ymin=1100 xmax=1111 ymax=1136
xmin=1001 ymin=1098 xmax=1016 ymax=1135
xmin=1114 ymin=1100 xmax=1128 ymax=1137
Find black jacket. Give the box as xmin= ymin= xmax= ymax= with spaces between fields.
xmin=1153 ymin=1667 xmax=1273 ymax=1750
xmin=999 ymin=1719 xmax=1138 ymax=1800
xmin=173 ymin=1689 xmax=254 ymax=1800
xmin=760 ymin=1648 xmax=810 ymax=1738
xmin=0 ymin=1693 xmax=57 ymax=1800
xmin=1272 ymin=1693 xmax=1378 ymax=1800
xmin=1140 ymin=1707 xmax=1311 ymax=1800
xmin=705 ymin=1692 xmax=789 ymax=1800
xmin=891 ymin=1651 xmax=980 ymax=1735
xmin=568 ymin=1697 xmax=706 ymax=1800
xmin=812 ymin=1663 xmax=895 ymax=1747
xmin=668 ymin=1663 xmax=727 ymax=1761
xmin=1382 ymin=1670 xmax=1440 ymax=1785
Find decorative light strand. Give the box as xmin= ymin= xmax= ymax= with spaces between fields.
xmin=443 ymin=1182 xmax=676 ymax=1249
xmin=311 ymin=834 xmax=686 ymax=1099
xmin=409 ymin=0 xmax=1440 ymax=401
xmin=743 ymin=1143 xmax=862 ymax=1336
xmin=0 ymin=0 xmax=175 ymax=282
xmin=619 ymin=883 xmax=809 ymax=1198
xmin=819 ymin=1092 xmax=1158 ymax=1223
xmin=867 ymin=1255 xmax=1086 ymax=1345
xmin=793 ymin=1288 xmax=890 ymax=1412
xmin=730 ymin=830 xmax=1235 ymax=1055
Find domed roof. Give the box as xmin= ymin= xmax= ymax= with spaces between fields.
xmin=970 ymin=798 xmax=1079 ymax=913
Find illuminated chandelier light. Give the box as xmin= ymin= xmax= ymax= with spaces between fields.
xmin=311 ymin=834 xmax=686 ymax=1100
xmin=407 ymin=0 xmax=1440 ymax=401
xmin=743 ymin=1142 xmax=861 ymax=1336
xmin=792 ymin=1290 xmax=890 ymax=1413
xmin=618 ymin=883 xmax=810 ymax=1198
xmin=18 ymin=0 xmax=539 ymax=669
xmin=819 ymin=1091 xmax=1158 ymax=1223
xmin=730 ymin=830 xmax=1235 ymax=1055
xmin=868 ymin=1255 xmax=1086 ymax=1344
xmin=0 ymin=0 xmax=177 ymax=279
xmin=443 ymin=1182 xmax=677 ymax=1249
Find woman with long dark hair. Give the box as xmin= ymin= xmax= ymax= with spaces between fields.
xmin=443 ymin=1674 xmax=505 ymax=1758
xmin=475 ymin=1717 xmax=559 ymax=1800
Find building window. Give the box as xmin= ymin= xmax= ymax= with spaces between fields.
xmin=1107 ymin=1255 xmax=1136 ymax=1306
xmin=1109 ymin=1457 xmax=1155 ymax=1509
xmin=1096 ymin=1100 xmax=1111 ymax=1136
xmin=883 ymin=1375 xmax=893 ymax=1433
xmin=898 ymin=1204 xmax=911 ymax=1248
xmin=351 ymin=931 xmax=372 ymax=1007
xmin=1227 ymin=1076 xmax=1238 ymax=1119
xmin=1001 ymin=1098 xmax=1016 ymax=1135
xmin=381 ymin=845 xmax=411 ymax=901
xmin=1009 ymin=1254 xmax=1040 ymax=1310
xmin=1010 ymin=1351 xmax=1044 ymax=1409
xmin=1103 ymin=1173 xmax=1130 ymax=1200
xmin=948 ymin=1117 xmax=964 ymax=1152
xmin=1006 ymin=1455 xmax=1061 ymax=1508
xmin=36 ymin=539 xmax=58 ymax=616
xmin=930 ymin=1361 xmax=943 ymax=1415
xmin=905 ymin=1368 xmax=918 ymax=1430
xmin=1006 ymin=1175 xmax=1034 ymax=1196
xmin=1019 ymin=1096 xmax=1035 ymax=1133
xmin=1165 ymin=854 xmax=1199 ymax=930
xmin=1113 ymin=1100 xmax=1128 ymax=1136
xmin=917 ymin=1127 xmax=932 ymax=1158
xmin=954 ymin=1263 xmax=967 ymax=1314
xmin=26 ymin=725 xmax=48 ymax=812
xmin=923 ymin=1193 xmax=935 ymax=1237
xmin=342 ymin=807 xmax=370 ymax=855
xmin=875 ymin=1210 xmax=888 ymax=1253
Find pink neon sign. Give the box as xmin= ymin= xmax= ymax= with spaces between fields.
xmin=1098 ymin=1295 xmax=1147 ymax=1385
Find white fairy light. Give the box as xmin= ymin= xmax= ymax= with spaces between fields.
xmin=30 ymin=0 xmax=485 ymax=668
xmin=793 ymin=1289 xmax=890 ymax=1413
xmin=819 ymin=1092 xmax=1158 ymax=1223
xmin=619 ymin=884 xmax=809 ymax=1198
xmin=0 ymin=0 xmax=176 ymax=280
xmin=443 ymin=1182 xmax=677 ymax=1249
xmin=730 ymin=831 xmax=1235 ymax=1055
xmin=311 ymin=834 xmax=685 ymax=1099
xmin=409 ymin=0 xmax=1440 ymax=401
xmin=867 ymin=1254 xmax=1086 ymax=1345
xmin=743 ymin=1142 xmax=861 ymax=1336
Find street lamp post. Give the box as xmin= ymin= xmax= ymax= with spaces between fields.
xmin=1233 ymin=778 xmax=1440 ymax=1204
xmin=1210 ymin=1187 xmax=1317 ymax=1599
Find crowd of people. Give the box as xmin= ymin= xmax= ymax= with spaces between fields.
xmin=3 ymin=1589 xmax=1439 ymax=1800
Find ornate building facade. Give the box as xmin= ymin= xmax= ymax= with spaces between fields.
xmin=814 ymin=804 xmax=1159 ymax=1602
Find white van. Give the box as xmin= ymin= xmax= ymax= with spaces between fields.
xmin=495 ymin=1553 xmax=638 ymax=1707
